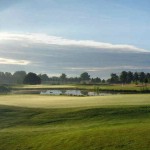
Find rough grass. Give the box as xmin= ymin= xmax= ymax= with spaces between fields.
xmin=78 ymin=84 xmax=150 ymax=91
xmin=0 ymin=94 xmax=150 ymax=150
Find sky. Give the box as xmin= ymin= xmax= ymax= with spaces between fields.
xmin=0 ymin=0 xmax=150 ymax=78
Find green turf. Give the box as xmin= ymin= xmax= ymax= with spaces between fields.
xmin=12 ymin=84 xmax=76 ymax=89
xmin=0 ymin=94 xmax=150 ymax=108
xmin=0 ymin=94 xmax=150 ymax=150
xmin=12 ymin=84 xmax=150 ymax=92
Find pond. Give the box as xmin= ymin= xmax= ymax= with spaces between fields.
xmin=40 ymin=90 xmax=113 ymax=96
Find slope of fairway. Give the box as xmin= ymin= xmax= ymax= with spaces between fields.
xmin=0 ymin=105 xmax=150 ymax=150
xmin=0 ymin=94 xmax=150 ymax=150
xmin=0 ymin=94 xmax=150 ymax=108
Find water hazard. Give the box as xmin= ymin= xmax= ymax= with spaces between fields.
xmin=40 ymin=90 xmax=112 ymax=96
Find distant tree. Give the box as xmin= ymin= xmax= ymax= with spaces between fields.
xmin=139 ymin=72 xmax=146 ymax=83
xmin=110 ymin=73 xmax=119 ymax=83
xmin=0 ymin=72 xmax=13 ymax=84
xmin=127 ymin=71 xmax=133 ymax=83
xmin=120 ymin=71 xmax=128 ymax=84
xmin=96 ymin=77 xmax=101 ymax=83
xmin=133 ymin=72 xmax=139 ymax=83
xmin=80 ymin=72 xmax=90 ymax=81
xmin=68 ymin=77 xmax=80 ymax=83
xmin=5 ymin=72 xmax=13 ymax=84
xmin=0 ymin=72 xmax=5 ymax=84
xmin=38 ymin=74 xmax=49 ymax=82
xmin=102 ymin=79 xmax=105 ymax=83
xmin=5 ymin=72 xmax=12 ymax=78
xmin=144 ymin=78 xmax=148 ymax=85
xmin=146 ymin=73 xmax=150 ymax=83
xmin=23 ymin=72 xmax=41 ymax=85
xmin=60 ymin=73 xmax=67 ymax=81
xmin=50 ymin=76 xmax=60 ymax=82
xmin=0 ymin=72 xmax=5 ymax=79
xmin=91 ymin=77 xmax=101 ymax=83
xmin=13 ymin=71 xmax=26 ymax=84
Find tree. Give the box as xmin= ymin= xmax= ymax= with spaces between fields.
xmin=146 ymin=73 xmax=150 ymax=83
xmin=144 ymin=78 xmax=148 ymax=85
xmin=23 ymin=72 xmax=41 ymax=85
xmin=13 ymin=71 xmax=26 ymax=84
xmin=60 ymin=73 xmax=67 ymax=81
xmin=38 ymin=74 xmax=49 ymax=82
xmin=120 ymin=71 xmax=128 ymax=83
xmin=110 ymin=73 xmax=119 ymax=83
xmin=102 ymin=79 xmax=105 ymax=83
xmin=91 ymin=77 xmax=101 ymax=83
xmin=80 ymin=72 xmax=90 ymax=81
xmin=0 ymin=72 xmax=5 ymax=84
xmin=139 ymin=72 xmax=146 ymax=83
xmin=127 ymin=71 xmax=133 ymax=83
xmin=5 ymin=72 xmax=13 ymax=84
xmin=133 ymin=72 xmax=139 ymax=83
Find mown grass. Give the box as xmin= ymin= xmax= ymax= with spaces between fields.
xmin=0 ymin=105 xmax=150 ymax=150
xmin=12 ymin=84 xmax=76 ymax=89
xmin=0 ymin=94 xmax=150 ymax=108
xmin=0 ymin=94 xmax=150 ymax=150
xmin=11 ymin=84 xmax=150 ymax=93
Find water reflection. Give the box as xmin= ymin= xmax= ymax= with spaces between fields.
xmin=40 ymin=90 xmax=112 ymax=96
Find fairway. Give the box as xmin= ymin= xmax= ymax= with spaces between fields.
xmin=0 ymin=94 xmax=150 ymax=150
xmin=0 ymin=94 xmax=150 ymax=108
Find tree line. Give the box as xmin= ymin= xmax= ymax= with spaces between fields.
xmin=108 ymin=71 xmax=150 ymax=84
xmin=28 ymin=72 xmax=102 ymax=84
xmin=0 ymin=71 xmax=101 ymax=85
xmin=0 ymin=71 xmax=149 ymax=85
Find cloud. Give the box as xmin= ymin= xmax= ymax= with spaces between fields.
xmin=0 ymin=57 xmax=30 ymax=65
xmin=63 ymin=66 xmax=150 ymax=72
xmin=0 ymin=32 xmax=149 ymax=52
xmin=0 ymin=32 xmax=149 ymax=77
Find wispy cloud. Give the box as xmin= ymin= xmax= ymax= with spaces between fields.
xmin=0 ymin=32 xmax=149 ymax=52
xmin=63 ymin=66 xmax=150 ymax=72
xmin=0 ymin=57 xmax=30 ymax=65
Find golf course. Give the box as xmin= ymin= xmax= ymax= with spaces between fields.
xmin=1 ymin=0 xmax=150 ymax=149
xmin=0 ymin=93 xmax=150 ymax=150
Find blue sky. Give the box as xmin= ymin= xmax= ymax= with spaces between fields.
xmin=0 ymin=0 xmax=150 ymax=78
